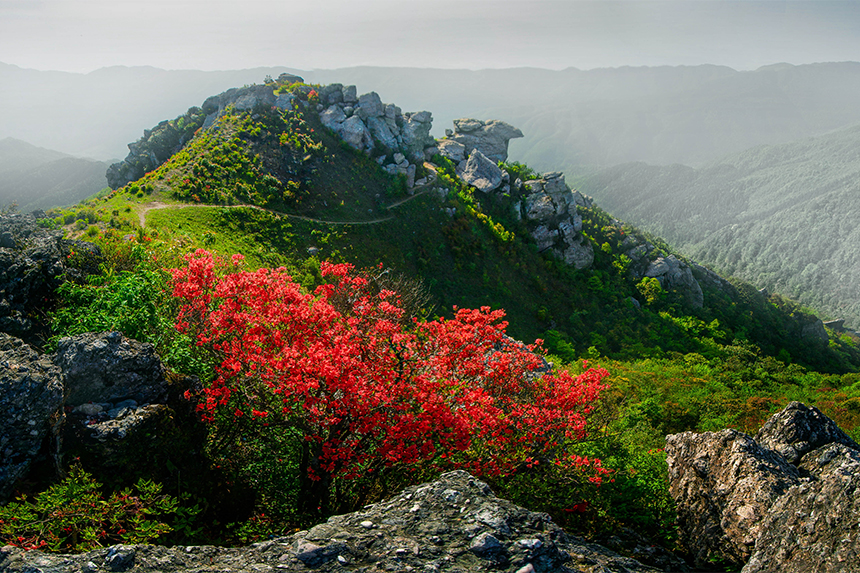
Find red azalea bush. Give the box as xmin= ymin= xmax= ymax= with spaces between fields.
xmin=171 ymin=249 xmax=607 ymax=513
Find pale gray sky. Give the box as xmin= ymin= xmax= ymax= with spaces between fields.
xmin=1 ymin=0 xmax=859 ymax=72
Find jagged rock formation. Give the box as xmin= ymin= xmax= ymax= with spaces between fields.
xmin=0 ymin=470 xmax=663 ymax=573
xmin=666 ymin=402 xmax=860 ymax=572
xmin=0 ymin=212 xmax=102 ymax=346
xmin=754 ymin=401 xmax=859 ymax=463
xmin=0 ymin=332 xmax=193 ymax=501
xmin=56 ymin=331 xmax=169 ymax=407
xmin=318 ymin=87 xmax=436 ymax=181
xmin=517 ymin=172 xmax=595 ymax=270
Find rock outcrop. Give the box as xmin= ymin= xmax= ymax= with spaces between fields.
xmin=0 ymin=331 xmax=192 ymax=501
xmin=511 ymin=171 xmax=595 ymax=270
xmin=0 ymin=470 xmax=662 ymax=573
xmin=666 ymin=402 xmax=860 ymax=572
xmin=0 ymin=213 xmax=102 ymax=346
xmin=644 ymin=255 xmax=704 ymax=308
xmin=446 ymin=118 xmax=524 ymax=163
xmin=318 ymin=88 xmax=436 ymax=182
xmin=55 ymin=331 xmax=169 ymax=407
xmin=754 ymin=400 xmax=859 ymax=463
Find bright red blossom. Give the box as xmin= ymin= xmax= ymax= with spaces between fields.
xmin=171 ymin=250 xmax=606 ymax=504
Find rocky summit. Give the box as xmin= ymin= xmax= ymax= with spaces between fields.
xmin=666 ymin=402 xmax=860 ymax=572
xmin=0 ymin=470 xmax=662 ymax=573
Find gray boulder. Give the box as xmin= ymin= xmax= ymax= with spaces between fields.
xmin=274 ymin=92 xmax=295 ymax=111
xmin=457 ymin=150 xmax=504 ymax=192
xmin=644 ymin=255 xmax=704 ymax=308
xmin=338 ymin=115 xmax=372 ymax=151
xmin=0 ymin=470 xmax=661 ymax=573
xmin=319 ymin=105 xmax=346 ymax=131
xmin=320 ymin=83 xmax=343 ymax=105
xmin=437 ymin=139 xmax=466 ymax=162
xmin=448 ymin=118 xmax=524 ymax=163
xmin=366 ymin=115 xmax=398 ymax=152
xmin=0 ymin=334 xmax=64 ymax=501
xmin=400 ymin=111 xmax=435 ymax=162
xmin=341 ymin=84 xmax=358 ymax=103
xmin=358 ymin=91 xmax=384 ymax=118
xmin=234 ymin=94 xmax=257 ymax=111
xmin=54 ymin=331 xmax=168 ymax=407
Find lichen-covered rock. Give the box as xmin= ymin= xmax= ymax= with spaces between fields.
xmin=754 ymin=401 xmax=859 ymax=464
xmin=0 ymin=333 xmax=64 ymax=501
xmin=53 ymin=331 xmax=168 ymax=407
xmin=0 ymin=470 xmax=662 ymax=573
xmin=743 ymin=444 xmax=860 ymax=573
xmin=665 ymin=429 xmax=800 ymax=569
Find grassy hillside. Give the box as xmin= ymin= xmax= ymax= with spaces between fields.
xmin=578 ymin=123 xmax=860 ymax=330
xmin=30 ymin=79 xmax=860 ymax=552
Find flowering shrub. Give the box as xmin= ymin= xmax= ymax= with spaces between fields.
xmin=171 ymin=250 xmax=606 ymax=512
xmin=0 ymin=465 xmax=180 ymax=552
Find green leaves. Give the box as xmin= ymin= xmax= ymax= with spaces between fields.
xmin=0 ymin=465 xmax=182 ymax=552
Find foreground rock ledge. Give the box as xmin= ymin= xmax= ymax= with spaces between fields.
xmin=0 ymin=471 xmax=661 ymax=573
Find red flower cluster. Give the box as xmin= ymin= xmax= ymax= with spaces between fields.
xmin=171 ymin=250 xmax=606 ymax=486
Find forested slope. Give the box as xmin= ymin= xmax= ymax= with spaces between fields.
xmin=578 ymin=123 xmax=860 ymax=329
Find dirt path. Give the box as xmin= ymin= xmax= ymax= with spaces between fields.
xmin=137 ymin=163 xmax=438 ymax=228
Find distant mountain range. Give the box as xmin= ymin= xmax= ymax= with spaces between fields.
xmin=578 ymin=123 xmax=860 ymax=329
xmin=6 ymin=61 xmax=860 ymax=169
xmin=0 ymin=138 xmax=107 ymax=211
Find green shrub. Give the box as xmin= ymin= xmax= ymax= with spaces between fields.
xmin=0 ymin=465 xmax=179 ymax=552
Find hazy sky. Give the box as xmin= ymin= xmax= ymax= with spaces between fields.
xmin=1 ymin=0 xmax=859 ymax=72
